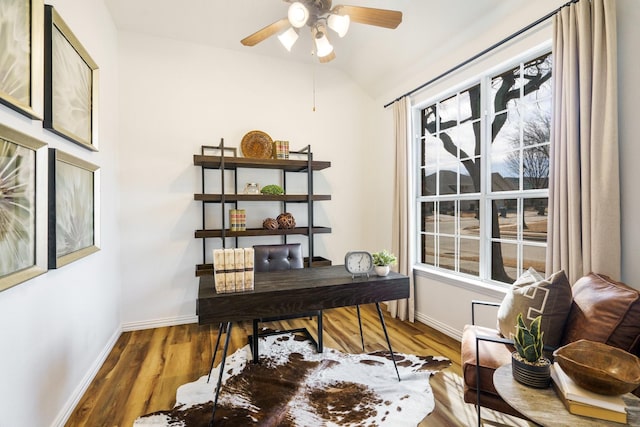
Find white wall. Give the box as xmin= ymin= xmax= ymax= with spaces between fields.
xmin=371 ymin=0 xmax=640 ymax=339
xmin=117 ymin=32 xmax=380 ymax=326
xmin=617 ymin=0 xmax=640 ymax=284
xmin=0 ymin=1 xmax=120 ymax=426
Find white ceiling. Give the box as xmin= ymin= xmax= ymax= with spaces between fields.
xmin=103 ymin=0 xmax=550 ymax=99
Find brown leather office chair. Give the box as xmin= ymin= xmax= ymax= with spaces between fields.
xmin=251 ymin=243 xmax=323 ymax=363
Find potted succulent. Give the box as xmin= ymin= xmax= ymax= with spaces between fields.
xmin=511 ymin=313 xmax=551 ymax=388
xmin=371 ymin=249 xmax=397 ymax=277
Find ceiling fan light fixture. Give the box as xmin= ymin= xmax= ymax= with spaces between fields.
xmin=314 ymin=30 xmax=333 ymax=58
xmin=288 ymin=2 xmax=310 ymax=28
xmin=277 ymin=27 xmax=299 ymax=51
xmin=240 ymin=2 xmax=402 ymax=64
xmin=327 ymin=13 xmax=350 ymax=37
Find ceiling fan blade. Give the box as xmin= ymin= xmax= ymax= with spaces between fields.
xmin=319 ymin=51 xmax=336 ymax=63
xmin=332 ymin=5 xmax=402 ymax=29
xmin=241 ymin=18 xmax=290 ymax=46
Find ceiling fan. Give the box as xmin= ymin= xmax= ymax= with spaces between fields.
xmin=240 ymin=0 xmax=402 ymax=63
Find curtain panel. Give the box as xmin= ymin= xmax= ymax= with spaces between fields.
xmin=389 ymin=97 xmax=415 ymax=322
xmin=547 ymin=0 xmax=620 ymax=284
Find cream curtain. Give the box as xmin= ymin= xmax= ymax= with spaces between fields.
xmin=388 ymin=97 xmax=415 ymax=322
xmin=547 ymin=0 xmax=620 ymax=284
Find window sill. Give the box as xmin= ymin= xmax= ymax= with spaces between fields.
xmin=413 ymin=265 xmax=509 ymax=300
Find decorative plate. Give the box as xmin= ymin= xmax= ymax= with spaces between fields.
xmin=241 ymin=130 xmax=273 ymax=159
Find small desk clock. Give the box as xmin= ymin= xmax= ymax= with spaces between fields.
xmin=345 ymin=251 xmax=373 ymax=278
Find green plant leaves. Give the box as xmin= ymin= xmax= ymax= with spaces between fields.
xmin=260 ymin=184 xmax=284 ymax=195
xmin=514 ymin=313 xmax=544 ymax=362
xmin=372 ymin=249 xmax=396 ymax=266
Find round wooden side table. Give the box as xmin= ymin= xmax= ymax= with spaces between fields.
xmin=493 ymin=364 xmax=640 ymax=426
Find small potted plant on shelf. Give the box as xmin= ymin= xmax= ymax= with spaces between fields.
xmin=260 ymin=184 xmax=284 ymax=195
xmin=512 ymin=313 xmax=551 ymax=388
xmin=371 ymin=249 xmax=397 ymax=277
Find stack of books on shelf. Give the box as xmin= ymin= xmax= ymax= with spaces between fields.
xmin=212 ymin=248 xmax=254 ymax=293
xmin=273 ymin=140 xmax=289 ymax=159
xmin=551 ymin=362 xmax=627 ymax=423
xmin=229 ymin=209 xmax=246 ymax=231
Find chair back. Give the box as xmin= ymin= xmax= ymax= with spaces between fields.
xmin=253 ymin=244 xmax=304 ymax=272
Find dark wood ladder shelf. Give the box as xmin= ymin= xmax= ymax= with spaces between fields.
xmin=193 ymin=140 xmax=332 ymax=275
xmin=194 ymin=194 xmax=331 ymax=202
xmin=193 ymin=154 xmax=330 ymax=171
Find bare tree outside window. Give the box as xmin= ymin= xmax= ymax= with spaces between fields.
xmin=505 ymin=113 xmax=550 ymax=191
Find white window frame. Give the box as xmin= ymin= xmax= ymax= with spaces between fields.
xmin=411 ymin=42 xmax=552 ymax=288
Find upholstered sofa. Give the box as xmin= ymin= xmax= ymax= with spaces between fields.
xmin=461 ymin=272 xmax=640 ymax=419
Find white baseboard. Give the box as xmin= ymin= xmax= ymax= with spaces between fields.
xmin=414 ymin=310 xmax=463 ymax=342
xmin=51 ymin=327 xmax=121 ymax=427
xmin=122 ymin=314 xmax=198 ymax=331
xmin=51 ymin=314 xmax=198 ymax=426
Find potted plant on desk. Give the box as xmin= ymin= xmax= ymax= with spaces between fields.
xmin=372 ymin=250 xmax=397 ymax=277
xmin=512 ymin=313 xmax=551 ymax=388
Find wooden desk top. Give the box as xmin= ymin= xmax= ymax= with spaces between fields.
xmin=197 ymin=265 xmax=409 ymax=325
xmin=494 ymin=364 xmax=640 ymax=426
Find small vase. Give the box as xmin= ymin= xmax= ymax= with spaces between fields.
xmin=243 ymin=182 xmax=260 ymax=194
xmin=511 ymin=352 xmax=551 ymax=388
xmin=374 ymin=265 xmax=390 ymax=276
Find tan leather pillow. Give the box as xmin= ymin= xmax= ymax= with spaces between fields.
xmin=562 ymin=273 xmax=640 ymax=356
xmin=497 ymin=269 xmax=573 ymax=348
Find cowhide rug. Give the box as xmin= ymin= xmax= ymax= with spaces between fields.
xmin=134 ymin=332 xmax=451 ymax=426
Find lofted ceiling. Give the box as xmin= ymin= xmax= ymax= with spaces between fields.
xmin=103 ymin=0 xmax=553 ymax=99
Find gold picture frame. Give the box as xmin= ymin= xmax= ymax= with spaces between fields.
xmin=48 ymin=149 xmax=100 ymax=269
xmin=0 ymin=123 xmax=47 ymax=292
xmin=0 ymin=0 xmax=44 ymax=119
xmin=44 ymin=5 xmax=99 ymax=151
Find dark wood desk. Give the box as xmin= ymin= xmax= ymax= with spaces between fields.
xmin=196 ymin=265 xmax=410 ymax=426
xmin=197 ymin=265 xmax=409 ymax=323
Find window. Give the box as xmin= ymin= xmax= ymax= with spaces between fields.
xmin=416 ymin=51 xmax=552 ymax=285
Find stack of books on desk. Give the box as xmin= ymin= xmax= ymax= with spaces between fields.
xmin=550 ymin=363 xmax=627 ymax=423
xmin=213 ymin=248 xmax=254 ymax=293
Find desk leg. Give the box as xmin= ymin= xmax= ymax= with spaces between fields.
xmin=356 ymin=305 xmax=365 ymax=351
xmin=252 ymin=319 xmax=259 ymax=364
xmin=317 ymin=311 xmax=323 ymax=353
xmin=375 ymin=302 xmax=400 ymax=382
xmin=210 ymin=321 xmax=232 ymax=427
xmin=207 ymin=322 xmax=224 ymax=383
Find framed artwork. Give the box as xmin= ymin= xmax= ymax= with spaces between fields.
xmin=44 ymin=5 xmax=99 ymax=151
xmin=0 ymin=0 xmax=44 ymax=119
xmin=0 ymin=123 xmax=47 ymax=292
xmin=48 ymin=149 xmax=100 ymax=269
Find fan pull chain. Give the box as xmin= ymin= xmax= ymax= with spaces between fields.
xmin=312 ymin=54 xmax=317 ymax=112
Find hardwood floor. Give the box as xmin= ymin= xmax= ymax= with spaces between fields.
xmin=65 ymin=304 xmax=532 ymax=427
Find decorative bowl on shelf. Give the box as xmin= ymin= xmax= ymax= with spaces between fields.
xmin=241 ymin=130 xmax=273 ymax=159
xmin=553 ymin=339 xmax=640 ymax=395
